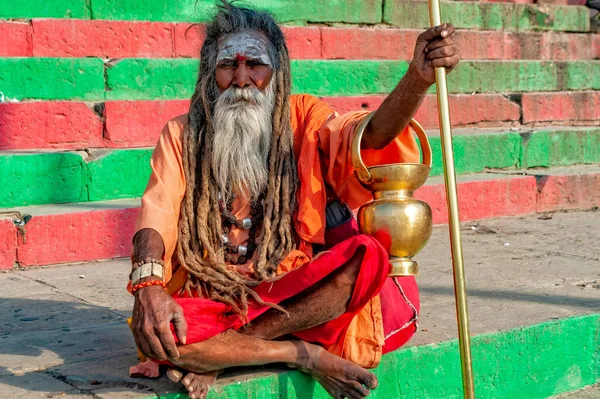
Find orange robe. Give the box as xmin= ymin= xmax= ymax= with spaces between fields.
xmin=135 ymin=94 xmax=420 ymax=367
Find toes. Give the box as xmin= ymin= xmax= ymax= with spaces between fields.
xmin=166 ymin=368 xmax=183 ymax=383
xmin=198 ymin=386 xmax=209 ymax=399
xmin=187 ymin=379 xmax=201 ymax=398
xmin=181 ymin=375 xmax=191 ymax=388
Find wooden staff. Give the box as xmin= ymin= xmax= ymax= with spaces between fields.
xmin=426 ymin=0 xmax=476 ymax=397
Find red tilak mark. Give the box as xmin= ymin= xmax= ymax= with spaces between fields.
xmin=235 ymin=53 xmax=246 ymax=62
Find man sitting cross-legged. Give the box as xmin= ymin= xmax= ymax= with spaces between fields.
xmin=128 ymin=2 xmax=459 ymax=398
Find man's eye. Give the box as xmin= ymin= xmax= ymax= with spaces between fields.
xmin=218 ymin=60 xmax=235 ymax=68
xmin=246 ymin=60 xmax=266 ymax=67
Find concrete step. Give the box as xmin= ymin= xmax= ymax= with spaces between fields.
xmin=2 ymin=20 xmax=598 ymax=60
xmin=0 ymin=210 xmax=597 ymax=398
xmin=554 ymin=385 xmax=600 ymax=398
xmin=1 ymin=58 xmax=599 ymax=101
xmin=2 ymin=164 xmax=600 ymax=268
xmin=1 ymin=126 xmax=599 ymax=207
xmin=0 ymin=0 xmax=591 ymax=32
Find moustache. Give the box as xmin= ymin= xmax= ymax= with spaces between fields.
xmin=218 ymin=86 xmax=265 ymax=105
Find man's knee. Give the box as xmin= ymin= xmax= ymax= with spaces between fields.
xmin=331 ymin=245 xmax=366 ymax=289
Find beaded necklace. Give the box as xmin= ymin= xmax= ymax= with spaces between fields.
xmin=219 ymin=195 xmax=264 ymax=265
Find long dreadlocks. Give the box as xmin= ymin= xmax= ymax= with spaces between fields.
xmin=176 ymin=1 xmax=297 ymax=316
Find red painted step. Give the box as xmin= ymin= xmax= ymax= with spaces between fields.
xmin=0 ymin=200 xmax=140 ymax=269
xmin=1 ymin=20 xmax=597 ymax=61
xmin=522 ymin=91 xmax=600 ymax=126
xmin=0 ymin=94 xmax=521 ymax=150
xmin=2 ymin=166 xmax=599 ymax=269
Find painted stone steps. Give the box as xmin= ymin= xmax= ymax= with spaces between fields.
xmin=0 ymin=0 xmax=590 ymax=32
xmin=0 ymin=199 xmax=140 ymax=269
xmin=151 ymin=314 xmax=600 ymax=398
xmin=2 ymin=93 xmax=598 ymax=151
xmin=2 ymin=20 xmax=598 ymax=60
xmin=0 ymin=211 xmax=598 ymax=398
xmin=0 ymin=149 xmax=153 ymax=208
xmin=385 ymin=1 xmax=590 ymax=32
xmin=2 ymin=164 xmax=599 ymax=268
xmin=2 ymin=58 xmax=599 ymax=101
xmin=143 ymin=209 xmax=600 ymax=398
xmin=1 ymin=126 xmax=599 ymax=208
xmin=0 ymin=127 xmax=593 ymax=203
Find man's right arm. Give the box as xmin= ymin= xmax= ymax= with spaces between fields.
xmin=131 ymin=228 xmax=188 ymax=361
xmin=133 ymin=228 xmax=165 ymax=262
xmin=130 ymin=116 xmax=188 ymax=362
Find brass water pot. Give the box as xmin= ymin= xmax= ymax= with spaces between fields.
xmin=351 ymin=114 xmax=433 ymax=276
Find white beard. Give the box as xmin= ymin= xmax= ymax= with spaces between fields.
xmin=211 ymin=79 xmax=275 ymax=202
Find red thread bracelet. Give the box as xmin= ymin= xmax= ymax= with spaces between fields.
xmin=132 ymin=280 xmax=166 ymax=293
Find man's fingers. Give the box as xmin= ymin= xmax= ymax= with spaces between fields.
xmin=146 ymin=334 xmax=167 ymax=360
xmin=429 ymin=55 xmax=460 ymax=69
xmin=425 ymin=37 xmax=455 ymax=52
xmin=440 ymin=23 xmax=455 ymax=38
xmin=172 ymin=307 xmax=188 ymax=345
xmin=426 ymin=45 xmax=458 ymax=60
xmin=157 ymin=325 xmax=180 ymax=359
xmin=137 ymin=334 xmax=156 ymax=360
xmin=418 ymin=23 xmax=454 ymax=42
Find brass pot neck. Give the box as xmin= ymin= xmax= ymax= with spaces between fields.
xmin=374 ymin=189 xmax=414 ymax=199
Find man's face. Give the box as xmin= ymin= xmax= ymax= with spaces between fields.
xmin=215 ymin=30 xmax=274 ymax=92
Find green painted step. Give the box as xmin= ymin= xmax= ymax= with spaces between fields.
xmin=428 ymin=127 xmax=600 ymax=176
xmin=0 ymin=153 xmax=88 ymax=208
xmin=93 ymin=0 xmax=382 ymax=24
xmin=104 ymin=59 xmax=600 ymax=99
xmin=87 ymin=150 xmax=153 ymax=201
xmin=384 ymin=1 xmax=590 ymax=33
xmin=0 ymin=58 xmax=105 ymax=101
xmin=109 ymin=59 xmax=600 ymax=99
xmin=0 ymin=0 xmax=381 ymax=24
xmin=1 ymin=0 xmax=588 ymax=34
xmin=0 ymin=0 xmax=90 ymax=19
xmin=1 ymin=128 xmax=600 ymax=208
xmin=3 ymin=58 xmax=599 ymax=101
xmin=142 ymin=314 xmax=600 ymax=399
xmin=0 ymin=149 xmax=152 ymax=208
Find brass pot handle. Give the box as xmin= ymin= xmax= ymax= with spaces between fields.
xmin=409 ymin=118 xmax=432 ymax=168
xmin=351 ymin=113 xmax=433 ymax=184
xmin=351 ymin=112 xmax=375 ymax=183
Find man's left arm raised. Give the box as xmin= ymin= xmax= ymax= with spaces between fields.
xmin=362 ymin=23 xmax=459 ymax=150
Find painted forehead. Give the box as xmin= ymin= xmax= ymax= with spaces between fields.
xmin=217 ymin=31 xmax=271 ymax=66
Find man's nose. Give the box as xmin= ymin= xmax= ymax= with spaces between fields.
xmin=233 ymin=65 xmax=251 ymax=88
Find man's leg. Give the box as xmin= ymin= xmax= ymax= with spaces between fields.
xmin=172 ymin=245 xmax=380 ymax=398
xmin=242 ymin=246 xmax=366 ymax=340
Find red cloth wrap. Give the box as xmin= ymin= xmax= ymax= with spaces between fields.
xmin=169 ymin=234 xmax=419 ymax=355
xmin=173 ymin=235 xmax=388 ymax=346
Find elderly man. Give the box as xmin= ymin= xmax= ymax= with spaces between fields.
xmin=129 ymin=1 xmax=459 ymax=398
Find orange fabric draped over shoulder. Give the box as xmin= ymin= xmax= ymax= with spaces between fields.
xmin=134 ymin=94 xmax=421 ymax=368
xmin=136 ymin=95 xmax=420 ymax=284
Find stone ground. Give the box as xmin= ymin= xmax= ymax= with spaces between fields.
xmin=554 ymin=384 xmax=600 ymax=398
xmin=0 ymin=209 xmax=599 ymax=399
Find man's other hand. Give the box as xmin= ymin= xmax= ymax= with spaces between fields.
xmin=409 ymin=23 xmax=460 ymax=86
xmin=131 ymin=283 xmax=188 ymax=361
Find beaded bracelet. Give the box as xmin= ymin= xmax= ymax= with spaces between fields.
xmin=131 ymin=279 xmax=166 ymax=294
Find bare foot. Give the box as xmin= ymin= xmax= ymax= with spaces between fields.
xmin=168 ymin=369 xmax=220 ymax=399
xmin=297 ymin=343 xmax=378 ymax=399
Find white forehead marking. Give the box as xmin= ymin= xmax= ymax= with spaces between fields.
xmin=217 ymin=31 xmax=271 ymax=66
